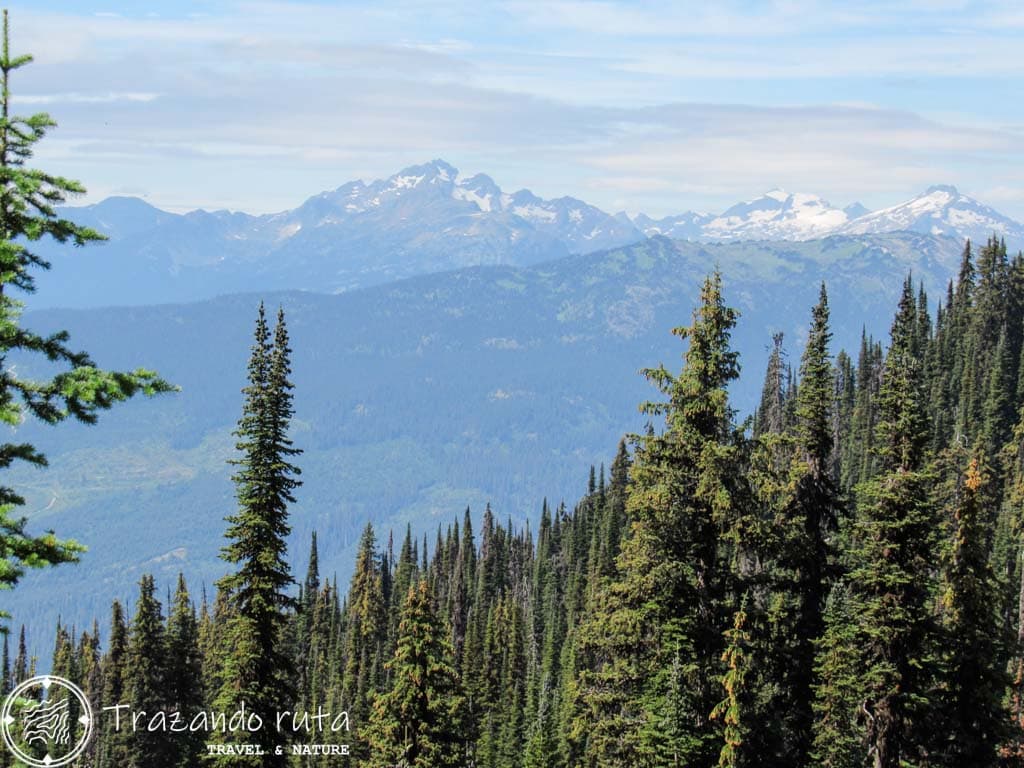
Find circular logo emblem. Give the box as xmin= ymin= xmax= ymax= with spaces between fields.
xmin=1 ymin=675 xmax=93 ymax=767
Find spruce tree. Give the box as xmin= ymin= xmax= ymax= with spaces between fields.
xmin=11 ymin=624 xmax=25 ymax=685
xmin=100 ymin=600 xmax=130 ymax=768
xmin=937 ymin=458 xmax=1006 ymax=766
xmin=754 ymin=332 xmax=786 ymax=438
xmin=342 ymin=521 xmax=387 ymax=751
xmin=812 ymin=584 xmax=863 ymax=768
xmin=367 ymin=581 xmax=469 ymax=768
xmin=838 ymin=277 xmax=939 ymax=767
xmin=166 ymin=573 xmax=204 ymax=768
xmin=295 ymin=532 xmax=321 ymax=712
xmin=0 ymin=10 xmax=173 ymax=628
xmin=126 ymin=574 xmax=172 ymax=768
xmin=711 ymin=598 xmax=753 ymax=768
xmin=574 ymin=270 xmax=744 ymax=768
xmin=784 ymin=283 xmax=840 ymax=763
xmin=78 ymin=622 xmax=103 ymax=768
xmin=213 ymin=305 xmax=302 ymax=766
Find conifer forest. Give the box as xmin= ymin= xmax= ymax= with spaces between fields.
xmin=4 ymin=6 xmax=1024 ymax=768
xmin=6 ymin=240 xmax=1024 ymax=767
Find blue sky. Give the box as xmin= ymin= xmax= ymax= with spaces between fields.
xmin=11 ymin=0 xmax=1024 ymax=218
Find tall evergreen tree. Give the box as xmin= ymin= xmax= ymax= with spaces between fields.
xmin=937 ymin=458 xmax=1006 ymax=766
xmin=213 ymin=305 xmax=302 ymax=766
xmin=126 ymin=575 xmax=171 ymax=768
xmin=99 ymin=600 xmax=130 ymax=768
xmin=0 ymin=10 xmax=173 ymax=629
xmin=342 ymin=521 xmax=387 ymax=747
xmin=784 ymin=283 xmax=840 ymax=763
xmin=574 ymin=270 xmax=744 ymax=768
xmin=166 ymin=573 xmax=204 ymax=768
xmin=754 ymin=332 xmax=787 ymax=438
xmin=833 ymin=277 xmax=939 ymax=768
xmin=11 ymin=624 xmax=25 ymax=685
xmin=367 ymin=581 xmax=470 ymax=768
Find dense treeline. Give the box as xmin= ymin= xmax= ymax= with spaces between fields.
xmin=6 ymin=237 xmax=1024 ymax=768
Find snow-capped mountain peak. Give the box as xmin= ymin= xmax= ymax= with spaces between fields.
xmin=631 ymin=185 xmax=1022 ymax=246
xmin=838 ymin=185 xmax=1024 ymax=244
xmin=452 ymin=173 xmax=502 ymax=212
xmin=700 ymin=189 xmax=849 ymax=241
xmin=276 ymin=160 xmax=647 ymax=256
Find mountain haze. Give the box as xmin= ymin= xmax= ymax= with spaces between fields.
xmin=33 ymin=160 xmax=644 ymax=308
xmin=31 ymin=162 xmax=1022 ymax=310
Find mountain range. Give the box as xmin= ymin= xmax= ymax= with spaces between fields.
xmin=31 ymin=160 xmax=1023 ymax=309
xmin=633 ymin=184 xmax=1024 ymax=245
xmin=9 ymin=160 xmax=1018 ymax=649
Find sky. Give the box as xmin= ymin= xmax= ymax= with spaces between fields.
xmin=10 ymin=0 xmax=1024 ymax=218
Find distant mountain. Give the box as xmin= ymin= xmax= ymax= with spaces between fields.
xmin=10 ymin=231 xmax=964 ymax=645
xmin=703 ymin=189 xmax=850 ymax=241
xmin=633 ymin=190 xmax=853 ymax=242
xmin=837 ymin=185 xmax=1024 ymax=245
xmin=631 ymin=210 xmax=713 ymax=240
xmin=632 ymin=186 xmax=1023 ymax=248
xmin=33 ymin=165 xmax=1023 ymax=310
xmin=32 ymin=160 xmax=644 ymax=309
xmin=844 ymin=202 xmax=871 ymax=220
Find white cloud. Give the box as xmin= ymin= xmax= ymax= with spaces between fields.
xmin=8 ymin=0 xmax=1024 ymax=220
xmin=15 ymin=91 xmax=158 ymax=105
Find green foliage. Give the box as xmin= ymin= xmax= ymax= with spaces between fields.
xmin=0 ymin=10 xmax=173 ymax=627
xmin=711 ymin=599 xmax=753 ymax=768
xmin=211 ymin=305 xmax=301 ymax=766
xmin=812 ymin=584 xmax=864 ymax=768
xmin=836 ymin=278 xmax=940 ymax=767
xmin=936 ymin=458 xmax=1006 ymax=766
xmin=126 ymin=574 xmax=172 ymax=767
xmin=573 ymin=270 xmax=745 ymax=768
xmin=166 ymin=573 xmax=205 ymax=768
xmin=367 ymin=581 xmax=470 ymax=768
xmin=99 ymin=600 xmax=130 ymax=768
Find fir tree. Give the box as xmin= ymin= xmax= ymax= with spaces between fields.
xmin=342 ymin=521 xmax=387 ymax=746
xmin=212 ymin=305 xmax=302 ymax=766
xmin=367 ymin=581 xmax=470 ymax=768
xmin=842 ymin=277 xmax=939 ymax=767
xmin=0 ymin=10 xmax=173 ymax=629
xmin=754 ymin=332 xmax=787 ymax=438
xmin=166 ymin=573 xmax=204 ymax=768
xmin=126 ymin=575 xmax=171 ymax=768
xmin=812 ymin=584 xmax=863 ymax=768
xmin=575 ymin=270 xmax=744 ymax=768
xmin=99 ymin=600 xmax=130 ymax=768
xmin=78 ymin=622 xmax=103 ymax=768
xmin=937 ymin=457 xmax=1006 ymax=766
xmin=784 ymin=283 xmax=840 ymax=763
xmin=11 ymin=624 xmax=25 ymax=685
xmin=711 ymin=598 xmax=753 ymax=768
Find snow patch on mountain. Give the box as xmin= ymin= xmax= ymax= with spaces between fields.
xmin=838 ymin=185 xmax=1024 ymax=245
xmin=631 ymin=185 xmax=1020 ymax=247
xmin=633 ymin=190 xmax=852 ymax=242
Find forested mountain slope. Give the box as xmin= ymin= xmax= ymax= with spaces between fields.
xmin=10 ymin=232 xmax=963 ymax=644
